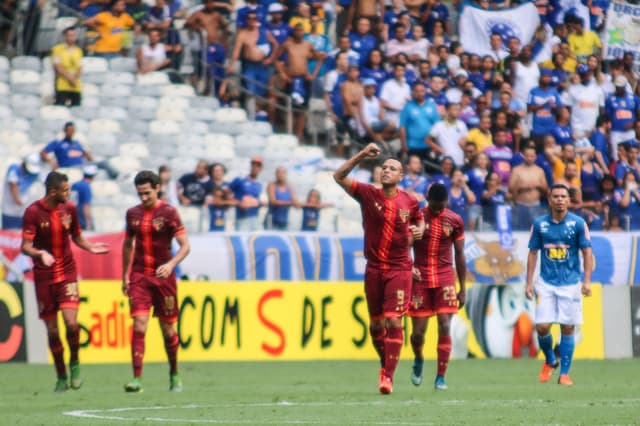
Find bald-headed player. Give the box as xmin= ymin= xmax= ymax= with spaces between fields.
xmin=334 ymin=143 xmax=424 ymax=394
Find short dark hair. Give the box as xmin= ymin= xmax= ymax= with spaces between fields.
xmin=596 ymin=114 xmax=610 ymax=127
xmin=62 ymin=26 xmax=76 ymax=34
xmin=427 ymin=183 xmax=448 ymax=202
xmin=134 ymin=170 xmax=161 ymax=188
xmin=550 ymin=183 xmax=570 ymax=195
xmin=45 ymin=171 xmax=68 ymax=192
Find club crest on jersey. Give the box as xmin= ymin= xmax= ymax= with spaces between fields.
xmin=39 ymin=221 xmax=50 ymax=228
xmin=399 ymin=209 xmax=410 ymax=222
xmin=61 ymin=214 xmax=72 ymax=230
xmin=375 ymin=202 xmax=382 ymax=211
xmin=131 ymin=219 xmax=140 ymax=227
xmin=152 ymin=218 xmax=165 ymax=231
xmin=443 ymin=224 xmax=453 ymax=236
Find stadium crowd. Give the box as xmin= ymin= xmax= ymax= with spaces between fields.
xmin=3 ymin=0 xmax=640 ymax=232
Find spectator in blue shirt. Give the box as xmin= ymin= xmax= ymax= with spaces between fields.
xmin=613 ymin=170 xmax=640 ymax=230
xmin=590 ymin=114 xmax=611 ymax=172
xmin=267 ymin=3 xmax=291 ymax=47
xmin=300 ymin=189 xmax=332 ymax=231
xmin=40 ymin=122 xmax=94 ymax=169
xmin=480 ymin=171 xmax=507 ymax=231
xmin=1 ymin=154 xmax=42 ymax=229
xmin=527 ymin=69 xmax=561 ymax=145
xmin=399 ymin=81 xmax=441 ymax=161
xmin=266 ymin=166 xmax=297 ymax=230
xmin=230 ymin=157 xmax=264 ymax=232
xmin=423 ymin=0 xmax=450 ymax=37
xmin=205 ymin=163 xmax=236 ymax=232
xmin=550 ymin=107 xmax=573 ymax=146
xmin=605 ymin=75 xmax=640 ymax=154
xmin=237 ymin=0 xmax=267 ymax=28
xmin=614 ymin=141 xmax=640 ymax=187
xmin=349 ymin=17 xmax=378 ymax=68
xmin=360 ymin=48 xmax=387 ymax=96
xmin=399 ymin=154 xmax=429 ymax=204
xmin=448 ymin=168 xmax=476 ymax=226
xmin=178 ymin=160 xmax=214 ymax=207
xmin=71 ymin=164 xmax=97 ymax=231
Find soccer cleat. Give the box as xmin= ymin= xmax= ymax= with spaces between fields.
xmin=70 ymin=362 xmax=82 ymax=390
xmin=124 ymin=377 xmax=144 ymax=393
xmin=169 ymin=373 xmax=183 ymax=392
xmin=411 ymin=357 xmax=424 ymax=386
xmin=434 ymin=375 xmax=448 ymax=390
xmin=558 ymin=374 xmax=574 ymax=386
xmin=378 ymin=369 xmax=392 ymax=395
xmin=539 ymin=360 xmax=559 ymax=383
xmin=54 ymin=377 xmax=69 ymax=393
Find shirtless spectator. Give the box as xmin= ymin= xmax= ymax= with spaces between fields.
xmin=341 ymin=65 xmax=364 ymax=138
xmin=357 ymin=79 xmax=398 ymax=146
xmin=137 ymin=29 xmax=171 ymax=74
xmin=508 ymin=146 xmax=548 ymax=230
xmin=347 ymin=0 xmax=385 ymax=37
xmin=275 ymin=24 xmax=324 ymax=141
xmin=185 ymin=0 xmax=228 ymax=95
xmin=228 ymin=10 xmax=278 ymax=119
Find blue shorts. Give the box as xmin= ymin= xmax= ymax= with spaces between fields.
xmin=243 ymin=61 xmax=271 ymax=97
xmin=206 ymin=43 xmax=226 ymax=90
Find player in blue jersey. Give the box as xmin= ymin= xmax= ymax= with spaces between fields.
xmin=526 ymin=184 xmax=593 ymax=386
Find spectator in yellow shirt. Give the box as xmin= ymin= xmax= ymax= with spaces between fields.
xmin=51 ymin=27 xmax=82 ymax=107
xmin=467 ymin=113 xmax=493 ymax=152
xmin=86 ymin=0 xmax=135 ymax=58
xmin=289 ymin=3 xmax=325 ymax=35
xmin=567 ymin=17 xmax=601 ymax=63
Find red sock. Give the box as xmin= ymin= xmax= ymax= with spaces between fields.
xmin=66 ymin=325 xmax=80 ymax=364
xmin=48 ymin=333 xmax=66 ymax=378
xmin=132 ymin=331 xmax=145 ymax=378
xmin=384 ymin=326 xmax=404 ymax=380
xmin=410 ymin=333 xmax=424 ymax=359
xmin=164 ymin=332 xmax=179 ymax=375
xmin=369 ymin=326 xmax=387 ymax=367
xmin=437 ymin=334 xmax=452 ymax=377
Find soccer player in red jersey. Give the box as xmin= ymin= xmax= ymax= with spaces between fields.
xmin=20 ymin=171 xmax=109 ymax=392
xmin=334 ymin=143 xmax=424 ymax=395
xmin=122 ymin=171 xmax=190 ymax=393
xmin=409 ymin=183 xmax=466 ymax=390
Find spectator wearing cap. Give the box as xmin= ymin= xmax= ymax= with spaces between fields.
xmin=41 ymin=122 xmax=94 ymax=169
xmin=85 ymin=0 xmax=135 ymax=58
xmin=51 ymin=27 xmax=83 ymax=107
xmin=565 ymin=63 xmax=605 ymax=138
xmin=349 ymin=17 xmax=378 ymax=68
xmin=428 ymin=102 xmax=469 ymax=167
xmin=567 ymin=17 xmax=601 ymax=62
xmin=266 ymin=3 xmax=291 ymax=46
xmin=236 ymin=0 xmax=267 ymax=29
xmin=71 ymin=165 xmax=97 ymax=231
xmin=445 ymin=69 xmax=469 ymax=104
xmin=230 ymin=157 xmax=263 ymax=232
xmin=178 ymin=160 xmax=214 ymax=207
xmin=527 ymin=68 xmax=562 ymax=147
xmin=381 ymin=63 xmax=412 ymax=128
xmin=606 ymin=75 xmax=640 ymax=160
xmin=2 ymin=154 xmax=42 ymax=229
xmin=357 ymin=78 xmax=397 ymax=145
xmin=399 ymin=81 xmax=440 ymax=161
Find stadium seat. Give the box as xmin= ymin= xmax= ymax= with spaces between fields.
xmin=81 ymin=96 xmax=101 ymax=109
xmin=0 ymin=104 xmax=12 ymax=120
xmin=233 ymin=134 xmax=263 ymax=153
xmin=120 ymin=132 xmax=146 ymax=145
xmin=89 ymin=141 xmax=119 ymax=158
xmin=129 ymin=107 xmax=157 ymax=121
xmin=180 ymin=143 xmax=207 ymax=158
xmin=189 ymin=96 xmax=219 ymax=110
xmin=0 ymin=56 xmax=9 ymax=73
xmin=109 ymin=57 xmax=137 ymax=73
xmin=208 ymin=121 xmax=240 ymax=135
xmin=128 ymin=95 xmax=158 ymax=110
xmin=92 ymin=180 xmax=121 ymax=200
xmin=10 ymin=69 xmax=40 ymax=85
xmin=337 ymin=217 xmax=362 ymax=234
xmin=121 ymin=120 xmax=149 ymax=135
xmin=186 ymin=107 xmax=215 ymax=122
xmin=149 ymin=120 xmax=180 ymax=135
xmin=34 ymin=119 xmax=66 ymax=138
xmin=213 ymin=108 xmax=247 ymax=123
xmin=107 ymin=155 xmax=142 ymax=175
xmin=293 ymin=146 xmax=325 ymax=161
xmin=180 ymin=121 xmax=208 ymax=135
xmin=147 ymin=133 xmax=176 ymax=146
xmin=137 ymin=72 xmax=170 ymax=86
xmin=169 ymin=156 xmax=197 ymax=177
xmin=181 ymin=133 xmax=205 ymax=147
xmin=158 ymin=95 xmax=189 ymax=110
xmin=39 ymin=81 xmax=55 ymax=101
xmin=161 ymin=84 xmax=195 ymax=97
xmin=56 ymin=167 xmax=83 ymax=184
xmin=101 ymin=83 xmax=132 ymax=98
xmin=203 ymin=133 xmax=235 ymax=149
xmin=205 ymin=144 xmax=235 ymax=161
xmin=70 ymin=106 xmax=99 ymax=121
xmin=92 ymin=207 xmax=124 ymax=232
xmin=106 ymin=71 xmax=135 ymax=85
xmin=82 ymin=72 xmax=107 ymax=85
xmin=81 ymin=57 xmax=109 ymax=74
xmin=119 ymin=142 xmax=150 ymax=158
xmin=177 ymin=206 xmax=202 ymax=233
xmin=133 ymin=84 xmax=166 ymax=97
xmin=85 ymin=131 xmax=117 ymax=147
xmin=262 ymin=145 xmax=290 ymax=161
xmin=54 ymin=16 xmax=78 ymax=34
xmin=237 ymin=120 xmax=273 ymax=136
xmin=0 ymin=81 xmax=8 ymax=95
xmin=89 ymin=118 xmax=121 ymax=134
xmin=0 ymin=117 xmax=30 ymax=132
xmin=101 ymin=96 xmax=130 ymax=109
xmin=152 ymin=143 xmax=179 ymax=158
xmin=82 ymin=83 xmax=101 ymax=96
xmin=11 ymin=56 xmax=41 ymax=72
xmin=98 ymin=106 xmax=128 ymax=121
xmin=41 ymin=105 xmax=72 ymax=121
xmin=266 ymin=134 xmax=298 ymax=149
xmin=156 ymin=105 xmax=186 ymax=122
xmin=0 ymin=130 xmax=31 ymax=146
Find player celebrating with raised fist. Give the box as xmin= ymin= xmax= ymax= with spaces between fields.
xmin=21 ymin=171 xmax=109 ymax=392
xmin=409 ymin=183 xmax=466 ymax=391
xmin=122 ymin=171 xmax=190 ymax=393
xmin=526 ymin=184 xmax=593 ymax=386
xmin=334 ymin=143 xmax=424 ymax=395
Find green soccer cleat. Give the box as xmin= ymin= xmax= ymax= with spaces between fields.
xmin=124 ymin=377 xmax=143 ymax=393
xmin=434 ymin=375 xmax=448 ymax=390
xmin=411 ymin=357 xmax=424 ymax=386
xmin=70 ymin=362 xmax=83 ymax=390
xmin=54 ymin=377 xmax=69 ymax=393
xmin=170 ymin=373 xmax=183 ymax=392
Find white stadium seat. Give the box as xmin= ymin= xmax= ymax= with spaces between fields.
xmin=237 ymin=121 xmax=272 ymax=136
xmin=40 ymin=105 xmax=72 ymax=120
xmin=101 ymin=83 xmax=132 ymax=98
xmin=137 ymin=71 xmax=170 ymax=86
xmin=0 ymin=56 xmax=9 ymax=72
xmin=109 ymin=57 xmax=137 ymax=73
xmin=128 ymin=95 xmax=158 ymax=110
xmin=161 ymin=84 xmax=195 ymax=97
xmin=203 ymin=133 xmax=234 ymax=149
xmin=81 ymin=96 xmax=101 ymax=109
xmin=186 ymin=107 xmax=216 ymax=122
xmin=177 ymin=206 xmax=202 ymax=233
xmin=149 ymin=120 xmax=180 ymax=135
xmin=97 ymin=106 xmax=128 ymax=121
xmin=81 ymin=57 xmax=109 ymax=74
xmin=205 ymin=144 xmax=235 ymax=161
xmin=82 ymin=83 xmax=100 ymax=96
xmin=89 ymin=118 xmax=121 ymax=134
xmin=10 ymin=69 xmax=40 ymax=85
xmin=0 ymin=104 xmax=12 ymax=120
xmin=189 ymin=96 xmax=219 ymax=110
xmin=213 ymin=107 xmax=247 ymax=123
xmin=107 ymin=156 xmax=142 ymax=175
xmin=119 ymin=142 xmax=150 ymax=158
xmin=56 ymin=167 xmax=84 ymax=184
xmin=133 ymin=84 xmax=166 ymax=97
xmin=180 ymin=121 xmax=208 ymax=135
xmin=156 ymin=105 xmax=186 ymax=122
xmin=266 ymin=134 xmax=298 ymax=149
xmin=106 ymin=71 xmax=135 ymax=85
xmin=11 ymin=56 xmax=41 ymax=72
xmin=158 ymin=95 xmax=190 ymax=110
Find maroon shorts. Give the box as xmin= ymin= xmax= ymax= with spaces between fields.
xmin=36 ymin=280 xmax=80 ymax=320
xmin=364 ymin=267 xmax=412 ymax=321
xmin=128 ymin=272 xmax=178 ymax=322
xmin=409 ymin=282 xmax=459 ymax=318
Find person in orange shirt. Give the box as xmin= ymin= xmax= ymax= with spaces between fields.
xmin=85 ymin=0 xmax=135 ymax=58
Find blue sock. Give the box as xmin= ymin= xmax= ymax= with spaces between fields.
xmin=559 ymin=334 xmax=575 ymax=375
xmin=537 ymin=333 xmax=556 ymax=366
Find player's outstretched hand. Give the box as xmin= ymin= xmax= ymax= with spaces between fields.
xmin=362 ymin=143 xmax=381 ymax=158
xmin=411 ymin=266 xmax=421 ymax=282
xmin=581 ymin=282 xmax=592 ymax=297
xmin=90 ymin=242 xmax=110 ymax=255
xmin=156 ymin=263 xmax=174 ymax=279
xmin=525 ymin=284 xmax=535 ymax=300
xmin=39 ymin=251 xmax=55 ymax=267
xmin=457 ymin=290 xmax=466 ymax=309
xmin=409 ymin=224 xmax=423 ymax=240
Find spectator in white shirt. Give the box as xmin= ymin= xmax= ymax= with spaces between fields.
xmin=137 ymin=29 xmax=171 ymax=74
xmin=408 ymin=24 xmax=430 ymax=62
xmin=386 ymin=23 xmax=416 ymax=61
xmin=565 ymin=63 xmax=605 ymax=138
xmin=428 ymin=102 xmax=469 ymax=167
xmin=380 ymin=63 xmax=412 ymax=127
xmin=488 ymin=32 xmax=508 ymax=62
xmin=357 ymin=78 xmax=398 ymax=145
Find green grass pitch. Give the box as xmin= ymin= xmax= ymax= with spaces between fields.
xmin=1 ymin=359 xmax=639 ymax=425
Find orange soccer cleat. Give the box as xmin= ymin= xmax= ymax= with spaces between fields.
xmin=378 ymin=369 xmax=393 ymax=395
xmin=539 ymin=361 xmax=558 ymax=383
xmin=558 ymin=374 xmax=574 ymax=386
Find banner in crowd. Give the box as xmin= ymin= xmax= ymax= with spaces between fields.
xmin=459 ymin=3 xmax=540 ymax=57
xmin=0 ymin=281 xmax=26 ymax=362
xmin=44 ymin=281 xmax=603 ymax=363
xmin=603 ymin=1 xmax=640 ymax=61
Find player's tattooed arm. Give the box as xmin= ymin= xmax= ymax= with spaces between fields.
xmin=334 ymin=143 xmax=381 ymax=191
